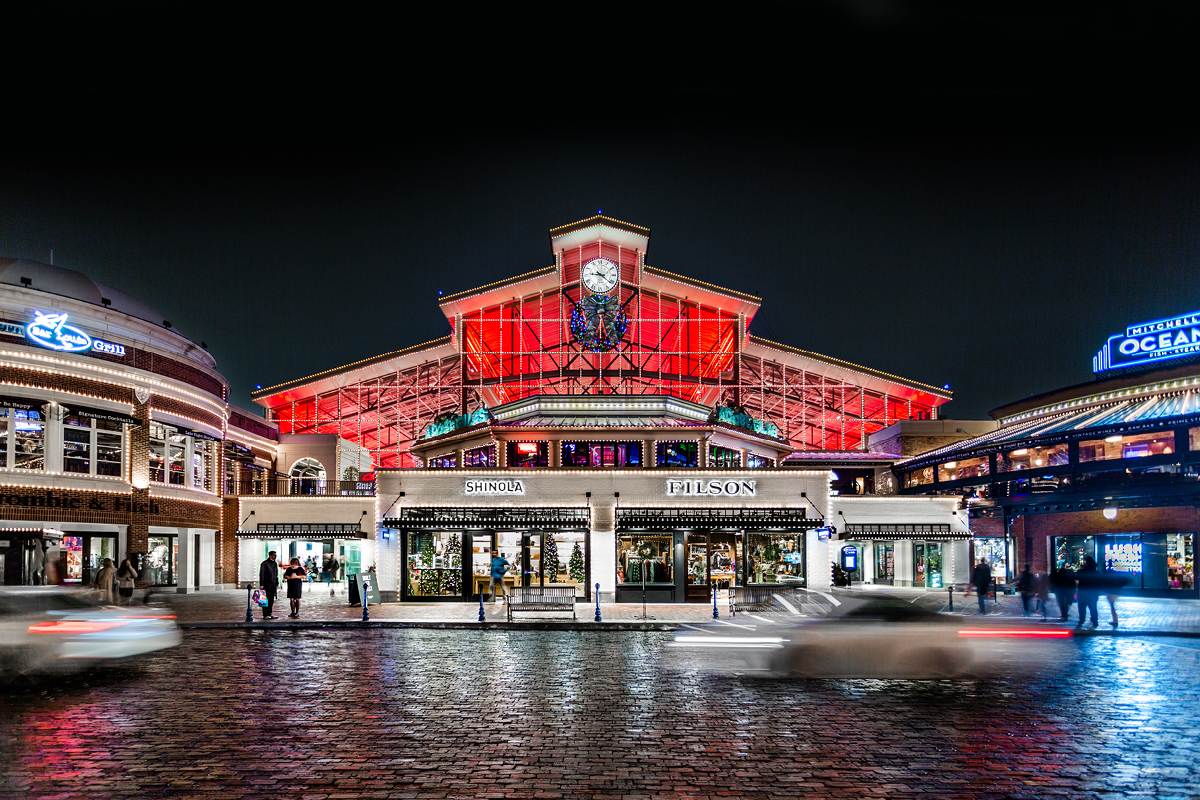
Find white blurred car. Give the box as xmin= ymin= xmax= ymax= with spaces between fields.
xmin=0 ymin=587 xmax=181 ymax=677
xmin=670 ymin=595 xmax=1073 ymax=678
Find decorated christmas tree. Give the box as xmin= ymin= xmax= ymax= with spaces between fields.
xmin=543 ymin=534 xmax=560 ymax=583
xmin=443 ymin=533 xmax=462 ymax=594
xmin=568 ymin=541 xmax=585 ymax=583
xmin=417 ymin=535 xmax=441 ymax=595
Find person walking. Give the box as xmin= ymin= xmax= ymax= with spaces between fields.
xmin=1102 ymin=560 xmax=1130 ymax=628
xmin=1075 ymin=555 xmax=1101 ymax=629
xmin=284 ymin=557 xmax=307 ymax=618
xmin=1034 ymin=570 xmax=1050 ymax=620
xmin=117 ymin=555 xmax=139 ymax=605
xmin=93 ymin=557 xmax=118 ymax=604
xmin=971 ymin=559 xmax=993 ymax=614
xmin=258 ymin=550 xmax=280 ymax=620
xmin=1049 ymin=566 xmax=1075 ymax=622
xmin=1016 ymin=564 xmax=1035 ymax=616
xmin=489 ymin=551 xmax=511 ymax=603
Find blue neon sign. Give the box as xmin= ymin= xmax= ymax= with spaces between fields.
xmin=1093 ymin=310 xmax=1200 ymax=374
xmin=25 ymin=311 xmax=126 ymax=357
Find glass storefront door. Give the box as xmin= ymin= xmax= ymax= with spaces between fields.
xmin=685 ymin=532 xmax=742 ymax=601
xmin=913 ymin=541 xmax=943 ymax=588
xmin=147 ymin=534 xmax=178 ymax=586
xmin=874 ymin=542 xmax=894 ymax=585
xmin=544 ymin=530 xmax=587 ymax=598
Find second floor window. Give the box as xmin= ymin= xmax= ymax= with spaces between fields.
xmin=63 ymin=414 xmax=124 ymax=477
xmin=0 ymin=407 xmax=45 ymax=471
xmin=507 ymin=441 xmax=548 ymax=468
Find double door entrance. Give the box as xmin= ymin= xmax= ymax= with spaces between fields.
xmin=685 ymin=532 xmax=742 ymax=602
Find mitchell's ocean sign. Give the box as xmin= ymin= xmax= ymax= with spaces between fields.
xmin=25 ymin=311 xmax=126 ymax=358
xmin=1094 ymin=310 xmax=1200 ymax=374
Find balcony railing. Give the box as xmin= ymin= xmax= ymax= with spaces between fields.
xmin=226 ymin=475 xmax=376 ymax=497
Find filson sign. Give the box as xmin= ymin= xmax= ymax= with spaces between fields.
xmin=464 ymin=478 xmax=526 ymax=496
xmin=665 ymin=478 xmax=757 ymax=497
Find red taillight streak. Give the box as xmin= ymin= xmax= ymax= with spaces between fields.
xmin=27 ymin=620 xmax=127 ymax=635
xmin=957 ymin=629 xmax=1073 ymax=639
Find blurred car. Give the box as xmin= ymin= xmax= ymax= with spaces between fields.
xmin=669 ymin=594 xmax=1073 ymax=678
xmin=0 ymin=587 xmax=181 ymax=677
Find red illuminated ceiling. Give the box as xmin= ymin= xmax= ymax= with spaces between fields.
xmin=253 ymin=215 xmax=950 ymax=467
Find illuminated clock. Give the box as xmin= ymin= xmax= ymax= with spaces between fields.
xmin=581 ymin=257 xmax=619 ymax=293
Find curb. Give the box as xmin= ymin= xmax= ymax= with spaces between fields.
xmin=180 ymin=620 xmax=683 ymax=631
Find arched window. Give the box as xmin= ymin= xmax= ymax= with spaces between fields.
xmin=289 ymin=457 xmax=327 ymax=496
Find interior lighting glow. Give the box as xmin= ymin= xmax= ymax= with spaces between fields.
xmin=1011 ymin=448 xmax=1029 ymax=456
xmin=1105 ymin=434 xmax=1123 ymax=443
xmin=1103 ymin=506 xmax=1119 ymax=520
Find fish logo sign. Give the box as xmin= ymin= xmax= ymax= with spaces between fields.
xmin=26 ymin=311 xmax=93 ymax=353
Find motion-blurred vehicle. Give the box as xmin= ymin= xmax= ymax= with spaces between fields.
xmin=670 ymin=594 xmax=1073 ymax=678
xmin=0 ymin=587 xmax=180 ymax=677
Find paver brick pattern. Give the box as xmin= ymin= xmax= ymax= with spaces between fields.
xmin=2 ymin=629 xmax=1198 ymax=799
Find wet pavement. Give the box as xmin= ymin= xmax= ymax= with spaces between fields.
xmin=2 ymin=629 xmax=1198 ymax=799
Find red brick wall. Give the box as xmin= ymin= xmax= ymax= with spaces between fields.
xmin=0 ymin=365 xmax=132 ymax=404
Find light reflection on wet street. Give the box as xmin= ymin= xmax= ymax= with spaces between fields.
xmin=2 ymin=630 xmax=1197 ymax=799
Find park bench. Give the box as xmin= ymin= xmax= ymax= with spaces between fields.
xmin=506 ymin=586 xmax=577 ymax=621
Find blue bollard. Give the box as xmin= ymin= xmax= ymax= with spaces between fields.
xmin=245 ymin=584 xmax=254 ymax=624
xmin=478 ymin=592 xmax=486 ymax=623
xmin=712 ymin=585 xmax=719 ymax=619
xmin=594 ymin=583 xmax=602 ymax=622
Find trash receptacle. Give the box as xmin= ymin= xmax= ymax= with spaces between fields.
xmin=347 ymin=573 xmax=361 ymax=606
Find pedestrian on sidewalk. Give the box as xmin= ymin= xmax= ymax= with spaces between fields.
xmin=117 ymin=554 xmax=138 ymax=605
xmin=490 ymin=551 xmax=511 ymax=603
xmin=1034 ymin=570 xmax=1050 ymax=620
xmin=284 ymin=557 xmax=306 ymax=618
xmin=1102 ymin=560 xmax=1130 ymax=628
xmin=1049 ymin=566 xmax=1075 ymax=622
xmin=258 ymin=551 xmax=280 ymax=620
xmin=93 ymin=557 xmax=117 ymax=604
xmin=1016 ymin=564 xmax=1035 ymax=616
xmin=1075 ymin=556 xmax=1101 ymax=629
xmin=971 ymin=559 xmax=992 ymax=614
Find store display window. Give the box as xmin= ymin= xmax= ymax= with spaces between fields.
xmin=407 ymin=530 xmax=463 ymax=597
xmin=913 ymin=541 xmax=943 ymax=588
xmin=463 ymin=445 xmax=496 ymax=468
xmin=1 ymin=407 xmax=46 ymax=471
xmin=998 ymin=443 xmax=1069 ymax=472
xmin=707 ymin=445 xmax=741 ymax=468
xmin=1078 ymin=431 xmax=1175 ymax=462
xmin=656 ymin=441 xmax=698 ymax=468
xmin=873 ymin=542 xmax=894 ymax=584
xmin=1165 ymin=533 xmax=1195 ymax=591
xmin=542 ymin=530 xmax=587 ymax=597
xmin=428 ymin=453 xmax=458 ymax=469
xmin=562 ymin=441 xmax=640 ymax=468
xmin=938 ymin=455 xmax=990 ymax=482
xmin=904 ymin=466 xmax=933 ymax=488
xmin=746 ymin=453 xmax=773 ymax=469
xmin=507 ymin=441 xmax=548 ymax=468
xmin=748 ymin=533 xmax=805 ymax=585
xmin=973 ymin=536 xmax=1008 ymax=582
xmin=617 ymin=535 xmax=672 ymax=584
xmin=1053 ymin=535 xmax=1094 ymax=572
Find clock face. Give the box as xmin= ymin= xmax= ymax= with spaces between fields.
xmin=581 ymin=257 xmax=619 ymax=294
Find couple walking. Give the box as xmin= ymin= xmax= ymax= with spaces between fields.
xmin=258 ymin=551 xmax=307 ymax=620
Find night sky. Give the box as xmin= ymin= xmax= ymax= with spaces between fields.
xmin=3 ymin=2 xmax=1198 ymax=419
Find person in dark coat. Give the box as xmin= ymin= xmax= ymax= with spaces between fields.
xmin=258 ymin=550 xmax=280 ymax=620
xmin=1102 ymin=560 xmax=1130 ymax=628
xmin=971 ymin=559 xmax=993 ymax=614
xmin=1049 ymin=567 xmax=1075 ymax=622
xmin=1016 ymin=564 xmax=1035 ymax=616
xmin=284 ymin=557 xmax=307 ymax=618
xmin=1075 ymin=555 xmax=1101 ymax=629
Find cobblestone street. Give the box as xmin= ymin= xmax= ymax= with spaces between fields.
xmin=2 ymin=628 xmax=1198 ymax=799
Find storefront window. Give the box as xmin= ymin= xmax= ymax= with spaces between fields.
xmin=973 ymin=536 xmax=1008 ymax=582
xmin=748 ymin=533 xmax=805 ymax=585
xmin=63 ymin=414 xmax=92 ymax=474
xmin=873 ymin=542 xmax=894 ymax=584
xmin=463 ymin=445 xmax=496 ymax=467
xmin=507 ymin=441 xmax=548 ymax=468
xmin=562 ymin=441 xmax=641 ymax=468
xmin=62 ymin=415 xmax=123 ymax=477
xmin=617 ymin=535 xmax=672 ymax=584
xmin=1053 ymin=535 xmax=1094 ymax=572
xmin=904 ymin=466 xmax=933 ymax=488
xmin=1190 ymin=427 xmax=1200 ymax=451
xmin=192 ymin=438 xmax=211 ymax=490
xmin=746 ymin=453 xmax=773 ymax=469
xmin=96 ymin=419 xmax=122 ymax=477
xmin=1166 ymin=533 xmax=1195 ymax=591
xmin=543 ymin=530 xmax=587 ymax=597
xmin=707 ymin=445 xmax=741 ymax=468
xmin=1079 ymin=431 xmax=1175 ymax=462
xmin=998 ymin=443 xmax=1069 ymax=472
xmin=913 ymin=541 xmax=943 ymax=588
xmin=656 ymin=441 xmax=698 ymax=468
xmin=146 ymin=535 xmax=178 ymax=586
xmin=10 ymin=409 xmax=45 ymax=470
xmin=407 ymin=530 xmax=463 ymax=597
xmin=938 ymin=455 xmax=990 ymax=482
xmin=428 ymin=453 xmax=458 ymax=469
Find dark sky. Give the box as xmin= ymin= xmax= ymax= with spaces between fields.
xmin=3 ymin=2 xmax=1199 ymax=418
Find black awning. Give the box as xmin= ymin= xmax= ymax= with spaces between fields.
xmin=617 ymin=507 xmax=812 ymax=531
xmin=0 ymin=396 xmax=45 ymax=412
xmin=388 ymin=507 xmax=591 ymax=531
xmin=237 ymin=523 xmax=367 ymax=538
xmin=842 ymin=523 xmax=966 ymax=541
xmin=159 ymin=420 xmax=221 ymax=441
xmin=62 ymin=404 xmax=140 ymax=427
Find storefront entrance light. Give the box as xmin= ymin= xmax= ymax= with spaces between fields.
xmin=1105 ymin=434 xmax=1123 ymax=443
xmin=1103 ymin=506 xmax=1119 ymax=521
xmin=1011 ymin=448 xmax=1029 ymax=457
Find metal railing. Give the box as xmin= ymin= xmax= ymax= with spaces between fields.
xmin=225 ymin=475 xmax=376 ymax=497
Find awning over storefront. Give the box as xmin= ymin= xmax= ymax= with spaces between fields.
xmin=387 ymin=507 xmax=590 ymax=530
xmin=617 ymin=507 xmax=812 ymax=531
xmin=61 ymin=404 xmax=141 ymax=427
xmin=236 ymin=523 xmax=367 ymax=538
xmin=841 ymin=523 xmax=967 ymax=541
xmin=0 ymin=396 xmax=45 ymax=412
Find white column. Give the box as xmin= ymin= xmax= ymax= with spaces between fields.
xmin=376 ymin=529 xmax=400 ymax=598
xmin=45 ymin=401 xmax=64 ymax=473
xmin=175 ymin=526 xmax=192 ymax=593
xmin=590 ymin=501 xmax=616 ymax=600
xmin=806 ymin=527 xmax=832 ymax=589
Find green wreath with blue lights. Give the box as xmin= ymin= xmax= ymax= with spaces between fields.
xmin=570 ymin=294 xmax=628 ymax=352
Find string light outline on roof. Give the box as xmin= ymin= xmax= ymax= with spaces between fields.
xmin=250 ymin=335 xmax=455 ymax=397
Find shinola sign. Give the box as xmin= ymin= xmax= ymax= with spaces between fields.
xmin=664 ymin=478 xmax=757 ymax=497
xmin=464 ymin=478 xmax=526 ymax=496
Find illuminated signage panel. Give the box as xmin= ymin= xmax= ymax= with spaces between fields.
xmin=1094 ymin=310 xmax=1200 ymax=373
xmin=25 ymin=311 xmax=125 ymax=358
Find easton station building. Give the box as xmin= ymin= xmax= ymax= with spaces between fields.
xmin=897 ymin=309 xmax=1200 ymax=597
xmin=245 ymin=216 xmax=976 ymax=602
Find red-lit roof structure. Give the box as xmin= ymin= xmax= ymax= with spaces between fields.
xmin=252 ymin=216 xmax=951 ymax=467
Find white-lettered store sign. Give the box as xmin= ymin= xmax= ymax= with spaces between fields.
xmin=464 ymin=478 xmax=526 ymax=496
xmin=665 ymin=478 xmax=757 ymax=497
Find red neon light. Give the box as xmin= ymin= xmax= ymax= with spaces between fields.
xmin=957 ymin=629 xmax=1073 ymax=639
xmin=28 ymin=620 xmax=126 ymax=635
